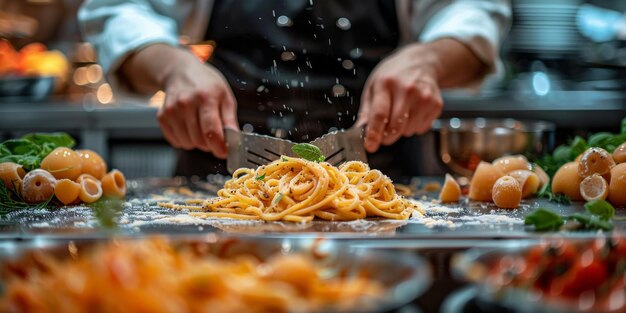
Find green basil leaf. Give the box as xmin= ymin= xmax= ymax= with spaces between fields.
xmin=525 ymin=208 xmax=564 ymax=231
xmin=584 ymin=199 xmax=615 ymax=220
xmin=255 ymin=173 xmax=265 ymax=181
xmin=291 ymin=143 xmax=325 ymax=162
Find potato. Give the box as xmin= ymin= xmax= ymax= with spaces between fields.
xmin=439 ymin=173 xmax=461 ymax=203
xmin=469 ymin=161 xmax=504 ymax=202
xmin=552 ymin=162 xmax=583 ymax=201
xmin=507 ymin=170 xmax=541 ymax=198
xmin=492 ymin=155 xmax=531 ymax=173
xmin=578 ymin=147 xmax=615 ymax=178
xmin=613 ymin=142 xmax=626 ymax=164
xmin=608 ymin=163 xmax=626 ymax=206
xmin=492 ymin=176 xmax=522 ymax=209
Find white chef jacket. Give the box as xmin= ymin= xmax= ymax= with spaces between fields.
xmin=78 ymin=0 xmax=511 ymax=90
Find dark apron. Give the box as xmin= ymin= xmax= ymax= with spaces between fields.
xmin=176 ymin=0 xmax=426 ymax=182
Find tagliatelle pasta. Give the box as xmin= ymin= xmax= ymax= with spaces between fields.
xmin=160 ymin=157 xmax=422 ymax=222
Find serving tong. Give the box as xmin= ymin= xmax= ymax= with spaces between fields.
xmin=225 ymin=127 xmax=367 ymax=174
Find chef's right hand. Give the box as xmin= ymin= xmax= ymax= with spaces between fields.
xmin=158 ymin=62 xmax=238 ymax=159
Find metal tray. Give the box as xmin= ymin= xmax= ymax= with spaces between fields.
xmin=0 ymin=235 xmax=432 ymax=313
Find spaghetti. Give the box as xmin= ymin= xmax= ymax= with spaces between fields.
xmin=160 ymin=157 xmax=422 ymax=222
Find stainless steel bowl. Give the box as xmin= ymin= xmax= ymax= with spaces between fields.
xmin=432 ymin=118 xmax=555 ymax=177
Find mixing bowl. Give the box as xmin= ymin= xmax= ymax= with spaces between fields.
xmin=432 ymin=118 xmax=555 ymax=177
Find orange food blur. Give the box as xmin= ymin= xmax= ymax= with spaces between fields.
xmin=552 ymin=162 xmax=583 ymax=201
xmin=608 ymin=163 xmax=626 ymax=206
xmin=0 ymin=162 xmax=25 ymax=191
xmin=492 ymin=176 xmax=522 ymax=209
xmin=78 ymin=175 xmax=102 ymax=203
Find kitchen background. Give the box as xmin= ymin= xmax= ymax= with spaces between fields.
xmin=1 ymin=0 xmax=625 ymax=178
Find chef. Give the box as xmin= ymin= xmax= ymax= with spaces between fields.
xmin=79 ymin=0 xmax=511 ymax=180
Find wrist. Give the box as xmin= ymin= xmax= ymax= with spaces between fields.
xmin=401 ymin=42 xmax=445 ymax=83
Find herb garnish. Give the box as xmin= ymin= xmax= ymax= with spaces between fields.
xmin=291 ymin=143 xmax=325 ymax=162
xmin=0 ymin=181 xmax=52 ymax=214
xmin=525 ymin=200 xmax=617 ymax=232
xmin=535 ymin=182 xmax=571 ymax=205
xmin=273 ymin=193 xmax=284 ymax=205
xmin=0 ymin=132 xmax=75 ymax=171
xmin=255 ymin=173 xmax=265 ymax=181
xmin=532 ymin=118 xmax=626 ymax=177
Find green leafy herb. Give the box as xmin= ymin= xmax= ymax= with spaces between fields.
xmin=88 ymin=197 xmax=123 ymax=229
xmin=568 ymin=213 xmax=613 ymax=231
xmin=272 ymin=193 xmax=284 ymax=206
xmin=525 ymin=208 xmax=564 ymax=231
xmin=0 ymin=132 xmax=75 ymax=171
xmin=584 ymin=199 xmax=615 ymax=220
xmin=531 ymin=117 xmax=626 ymax=177
xmin=525 ymin=200 xmax=617 ymax=232
xmin=255 ymin=173 xmax=266 ymax=181
xmin=535 ymin=183 xmax=571 ymax=205
xmin=291 ymin=143 xmax=325 ymax=162
xmin=0 ymin=181 xmax=52 ymax=214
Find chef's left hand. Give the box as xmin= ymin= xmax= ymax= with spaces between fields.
xmin=356 ymin=42 xmax=443 ymax=153
xmin=357 ymin=38 xmax=487 ymax=153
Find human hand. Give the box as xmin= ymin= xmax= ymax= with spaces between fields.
xmin=356 ymin=43 xmax=443 ymax=153
xmin=157 ymin=62 xmax=238 ymax=159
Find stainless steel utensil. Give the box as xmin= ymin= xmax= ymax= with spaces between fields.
xmin=226 ymin=127 xmax=367 ymax=173
xmin=432 ymin=118 xmax=555 ymax=177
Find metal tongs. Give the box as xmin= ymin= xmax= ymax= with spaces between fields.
xmin=225 ymin=127 xmax=367 ymax=174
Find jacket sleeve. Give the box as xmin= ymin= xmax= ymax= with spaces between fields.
xmin=78 ymin=0 xmax=184 ymax=83
xmin=412 ymin=0 xmax=511 ymax=77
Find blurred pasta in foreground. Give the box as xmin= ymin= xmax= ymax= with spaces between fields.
xmin=0 ymin=238 xmax=384 ymax=313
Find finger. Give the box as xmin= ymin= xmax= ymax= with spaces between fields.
xmin=220 ymin=87 xmax=239 ymax=130
xmin=157 ymin=107 xmax=180 ymax=148
xmin=160 ymin=95 xmax=194 ymax=149
xmin=416 ymin=91 xmax=443 ymax=134
xmin=356 ymin=80 xmax=373 ymax=127
xmin=382 ymin=84 xmax=413 ymax=146
xmin=199 ymin=97 xmax=227 ymax=159
xmin=364 ymin=79 xmax=392 ymax=153
xmin=180 ymin=93 xmax=210 ymax=152
xmin=414 ymin=84 xmax=442 ymax=134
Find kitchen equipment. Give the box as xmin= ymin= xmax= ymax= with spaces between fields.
xmin=432 ymin=118 xmax=555 ymax=177
xmin=225 ymin=126 xmax=367 ymax=174
xmin=0 ymin=75 xmax=55 ymax=102
xmin=0 ymin=235 xmax=432 ymax=313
